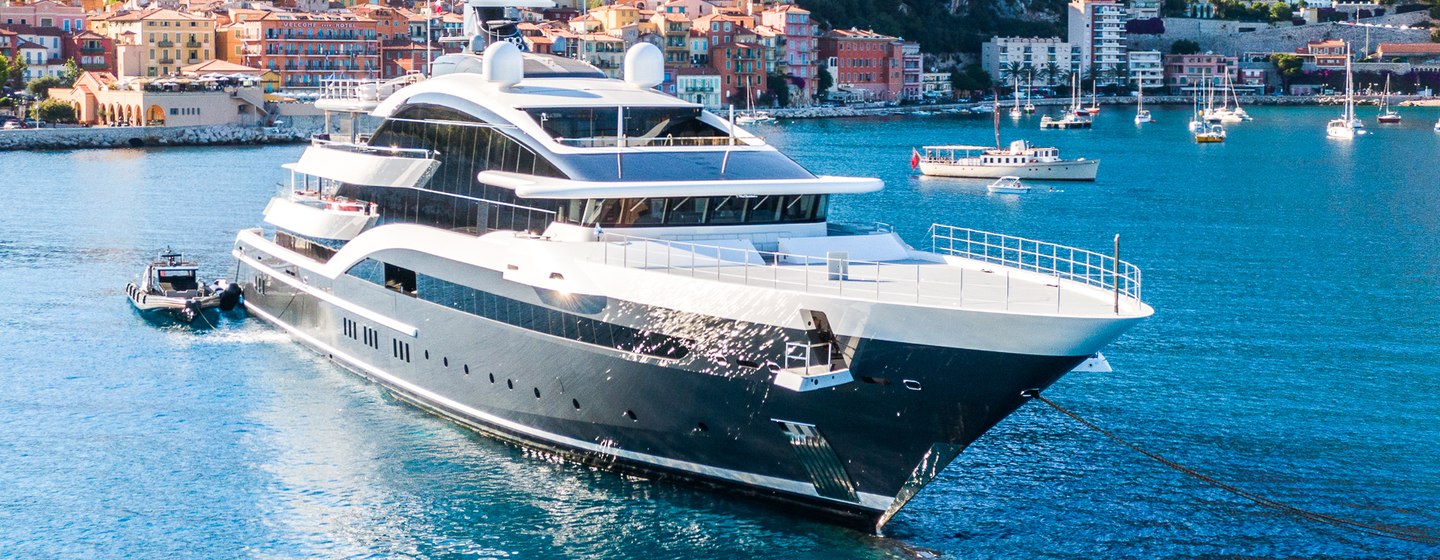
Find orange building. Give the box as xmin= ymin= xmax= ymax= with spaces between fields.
xmin=218 ymin=11 xmax=378 ymax=90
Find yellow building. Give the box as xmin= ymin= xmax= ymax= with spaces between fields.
xmin=90 ymin=8 xmax=216 ymax=78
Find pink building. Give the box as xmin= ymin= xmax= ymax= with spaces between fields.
xmin=1162 ymin=53 xmax=1236 ymax=93
xmin=758 ymin=3 xmax=816 ymax=102
xmin=0 ymin=0 xmax=84 ymax=33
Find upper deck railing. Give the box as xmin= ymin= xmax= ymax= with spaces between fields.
xmin=593 ymin=224 xmax=1144 ymax=315
xmin=555 ymin=135 xmax=759 ymax=148
xmin=929 ymin=224 xmax=1141 ymax=303
xmin=308 ymin=137 xmax=436 ymax=159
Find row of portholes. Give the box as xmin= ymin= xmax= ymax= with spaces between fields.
xmin=400 ymin=335 xmax=718 ymax=431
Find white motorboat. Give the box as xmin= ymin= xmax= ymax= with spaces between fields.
xmin=986 ymin=176 xmax=1030 ymax=194
xmin=1195 ymin=122 xmax=1226 ymax=143
xmin=917 ymin=140 xmax=1099 ymax=181
xmin=125 ymin=250 xmax=241 ymax=322
xmin=1040 ymin=113 xmax=1091 ymax=129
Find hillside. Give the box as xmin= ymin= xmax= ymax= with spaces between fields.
xmin=796 ymin=0 xmax=1066 ymax=54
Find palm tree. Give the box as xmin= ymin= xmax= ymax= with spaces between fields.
xmin=1003 ymin=61 xmax=1026 ymax=88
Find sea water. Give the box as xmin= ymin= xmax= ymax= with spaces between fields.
xmin=0 ymin=105 xmax=1436 ymax=558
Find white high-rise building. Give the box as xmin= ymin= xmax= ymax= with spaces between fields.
xmin=1127 ymin=50 xmax=1163 ymax=90
xmin=1068 ymin=0 xmax=1127 ymax=85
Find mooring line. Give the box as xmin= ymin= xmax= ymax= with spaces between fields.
xmin=1024 ymin=391 xmax=1440 ymax=545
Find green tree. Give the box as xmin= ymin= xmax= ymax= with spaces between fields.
xmin=1171 ymin=39 xmax=1202 ymax=55
xmin=61 ymin=58 xmax=81 ymax=86
xmin=0 ymin=56 xmax=8 ymax=90
xmin=31 ymin=98 xmax=76 ymax=123
xmin=4 ymin=55 xmax=26 ymax=89
xmin=765 ymin=73 xmax=791 ymax=107
xmin=1271 ymin=53 xmax=1305 ymax=90
xmin=27 ymin=75 xmax=64 ymax=100
xmin=1269 ymin=1 xmax=1293 ymax=21
xmin=816 ymin=65 xmax=833 ymax=100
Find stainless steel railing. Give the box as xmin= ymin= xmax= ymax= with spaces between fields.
xmin=928 ymin=223 xmax=1141 ymax=303
xmin=594 ymin=229 xmax=1144 ymax=314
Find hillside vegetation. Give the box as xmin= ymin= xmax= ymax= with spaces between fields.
xmin=797 ymin=0 xmax=1066 ymax=53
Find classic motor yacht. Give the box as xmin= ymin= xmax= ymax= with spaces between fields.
xmin=916 ymin=140 xmax=1099 ymax=181
xmin=231 ymin=0 xmax=1151 ymax=532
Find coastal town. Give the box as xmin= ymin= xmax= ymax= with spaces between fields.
xmin=0 ymin=0 xmax=1437 ymax=131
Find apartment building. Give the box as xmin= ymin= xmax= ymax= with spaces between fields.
xmin=980 ymin=36 xmax=1077 ymax=87
xmin=1067 ymin=0 xmax=1126 ymax=84
xmin=818 ymin=28 xmax=903 ymax=102
xmin=92 ymin=8 xmax=215 ymax=78
xmin=1127 ymin=49 xmax=1163 ymax=90
xmin=217 ymin=11 xmax=378 ymax=90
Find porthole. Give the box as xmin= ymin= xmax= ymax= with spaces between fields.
xmin=902 ymin=379 xmax=923 ymax=391
xmin=533 ymin=387 xmax=541 ymax=399
xmin=464 ymin=364 xmax=470 ymax=375
xmin=489 ymin=373 xmax=495 ymax=383
xmin=623 ymin=410 xmax=637 ymax=421
xmin=572 ymin=398 xmax=581 ymax=410
xmin=424 ymin=350 xmax=430 ymax=360
xmin=443 ymin=357 xmax=449 ymax=367
xmin=507 ymin=379 xmax=514 ymax=390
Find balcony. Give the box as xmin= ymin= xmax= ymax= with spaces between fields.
xmin=157 ymin=40 xmax=174 ymax=48
xmin=81 ymin=45 xmax=105 ymax=53
xmin=159 ymin=58 xmax=175 ymax=65
xmin=186 ymin=40 xmax=202 ymax=48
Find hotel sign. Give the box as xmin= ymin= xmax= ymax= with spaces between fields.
xmin=279 ymin=22 xmax=360 ymax=29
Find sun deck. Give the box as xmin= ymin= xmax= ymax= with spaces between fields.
xmin=587 ymin=224 xmax=1145 ymax=318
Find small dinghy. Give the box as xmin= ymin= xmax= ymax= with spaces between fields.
xmin=125 ymin=250 xmax=242 ymax=323
xmin=986 ymin=176 xmax=1031 ymax=194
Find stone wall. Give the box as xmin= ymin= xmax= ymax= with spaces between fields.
xmin=0 ymin=123 xmax=321 ymax=151
xmin=1129 ymin=16 xmax=1431 ymax=57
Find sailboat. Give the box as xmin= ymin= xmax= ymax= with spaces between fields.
xmin=1326 ymin=43 xmax=1365 ymax=139
xmin=1023 ymin=74 xmax=1036 ymax=113
xmin=1010 ymin=77 xmax=1023 ymax=118
xmin=1228 ymin=74 xmax=1252 ymax=121
xmin=1086 ymin=77 xmax=1101 ymax=114
xmin=1134 ymin=82 xmax=1152 ymax=124
xmin=1187 ymin=83 xmax=1205 ymax=132
xmin=1377 ymin=75 xmax=1401 ymax=123
xmin=1041 ymin=73 xmax=1093 ymax=129
xmin=1204 ymin=73 xmax=1243 ymax=123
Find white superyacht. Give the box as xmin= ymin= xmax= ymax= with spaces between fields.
xmin=232 ymin=0 xmax=1151 ymax=531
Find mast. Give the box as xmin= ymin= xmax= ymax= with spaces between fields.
xmin=1345 ymin=43 xmax=1354 ymax=122
xmin=993 ymin=97 xmax=1001 ymax=148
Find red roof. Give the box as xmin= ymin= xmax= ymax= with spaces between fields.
xmin=1377 ymin=42 xmax=1440 ymax=55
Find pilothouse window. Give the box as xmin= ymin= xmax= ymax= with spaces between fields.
xmin=525 ymin=106 xmax=727 ymax=147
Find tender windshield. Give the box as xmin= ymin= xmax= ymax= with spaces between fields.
xmin=523 ymin=107 xmax=731 ymax=147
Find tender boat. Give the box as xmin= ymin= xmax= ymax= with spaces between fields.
xmin=126 ymin=250 xmax=242 ymax=322
xmin=986 ymin=176 xmax=1030 ymax=193
xmin=735 ymin=111 xmax=775 ymax=125
xmin=230 ymin=0 xmax=1152 ymax=532
xmin=916 ymin=140 xmax=1099 ymax=181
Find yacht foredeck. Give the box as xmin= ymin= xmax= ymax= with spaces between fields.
xmin=581 ymin=224 xmax=1146 ymax=318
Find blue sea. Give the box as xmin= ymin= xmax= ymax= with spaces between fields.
xmin=1 ymin=105 xmax=1437 ymax=558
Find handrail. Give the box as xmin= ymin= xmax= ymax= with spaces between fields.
xmin=556 ymin=135 xmax=759 ymax=148
xmin=308 ymin=137 xmax=436 ymax=159
xmin=928 ymin=223 xmax=1142 ymax=302
xmin=594 ymin=229 xmax=1145 ymax=314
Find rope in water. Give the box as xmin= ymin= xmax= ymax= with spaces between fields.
xmin=1026 ymin=391 xmax=1440 ymax=545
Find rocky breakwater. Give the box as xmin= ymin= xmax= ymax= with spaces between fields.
xmin=0 ymin=123 xmax=322 ymax=151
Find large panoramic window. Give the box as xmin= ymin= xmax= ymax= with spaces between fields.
xmin=558 ymin=194 xmax=827 ymax=228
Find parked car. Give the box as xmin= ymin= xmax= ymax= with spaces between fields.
xmin=2 ymin=121 xmax=19 ymax=130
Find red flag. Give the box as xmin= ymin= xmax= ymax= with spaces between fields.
xmin=910 ymin=148 xmax=920 ymax=169
xmin=433 ymin=1 xmax=443 ymax=14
